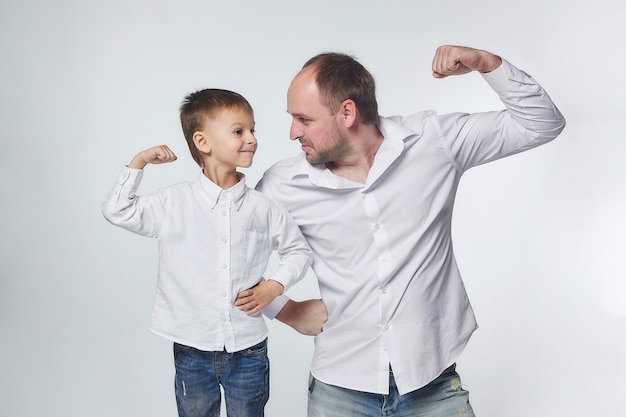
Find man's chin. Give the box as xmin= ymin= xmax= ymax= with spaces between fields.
xmin=305 ymin=154 xmax=321 ymax=165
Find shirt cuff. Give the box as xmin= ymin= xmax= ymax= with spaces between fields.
xmin=481 ymin=58 xmax=526 ymax=95
xmin=120 ymin=165 xmax=143 ymax=182
xmin=262 ymin=294 xmax=290 ymax=320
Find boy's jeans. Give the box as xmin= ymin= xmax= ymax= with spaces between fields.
xmin=174 ymin=339 xmax=269 ymax=417
xmin=308 ymin=363 xmax=476 ymax=417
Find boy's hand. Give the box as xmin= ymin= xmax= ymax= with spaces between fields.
xmin=128 ymin=145 xmax=177 ymax=169
xmin=235 ymin=280 xmax=284 ymax=315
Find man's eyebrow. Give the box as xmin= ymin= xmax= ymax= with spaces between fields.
xmin=288 ymin=111 xmax=311 ymax=119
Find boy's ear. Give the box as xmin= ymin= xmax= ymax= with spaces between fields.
xmin=193 ymin=131 xmax=211 ymax=153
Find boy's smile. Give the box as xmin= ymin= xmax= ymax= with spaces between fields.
xmin=196 ymin=107 xmax=257 ymax=188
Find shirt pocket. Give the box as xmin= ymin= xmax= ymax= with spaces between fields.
xmin=245 ymin=228 xmax=271 ymax=269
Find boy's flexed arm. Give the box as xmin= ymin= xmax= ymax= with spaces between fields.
xmin=128 ymin=145 xmax=178 ymax=169
xmin=102 ymin=145 xmax=177 ymax=236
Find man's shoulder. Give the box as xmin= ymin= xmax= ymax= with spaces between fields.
xmin=380 ymin=111 xmax=437 ymax=129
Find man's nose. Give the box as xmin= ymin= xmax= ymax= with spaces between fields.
xmin=289 ymin=121 xmax=302 ymax=141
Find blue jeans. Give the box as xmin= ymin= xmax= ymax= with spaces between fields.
xmin=173 ymin=339 xmax=269 ymax=417
xmin=308 ymin=364 xmax=476 ymax=417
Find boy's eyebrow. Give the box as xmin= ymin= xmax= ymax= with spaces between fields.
xmin=229 ymin=121 xmax=255 ymax=128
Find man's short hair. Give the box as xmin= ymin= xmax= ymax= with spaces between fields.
xmin=303 ymin=52 xmax=378 ymax=125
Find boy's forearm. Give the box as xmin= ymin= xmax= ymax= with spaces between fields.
xmin=128 ymin=153 xmax=148 ymax=170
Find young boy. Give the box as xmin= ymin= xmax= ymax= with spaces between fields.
xmin=102 ymin=89 xmax=312 ymax=417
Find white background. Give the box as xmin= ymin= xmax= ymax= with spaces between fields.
xmin=1 ymin=1 xmax=624 ymax=416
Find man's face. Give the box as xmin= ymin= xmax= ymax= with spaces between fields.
xmin=287 ymin=68 xmax=352 ymax=165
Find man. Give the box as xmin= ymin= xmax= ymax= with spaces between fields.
xmin=236 ymin=45 xmax=566 ymax=416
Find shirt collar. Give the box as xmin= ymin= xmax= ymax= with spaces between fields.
xmin=199 ymin=171 xmax=248 ymax=210
xmin=289 ymin=116 xmax=417 ymax=189
xmin=376 ymin=116 xmax=417 ymax=150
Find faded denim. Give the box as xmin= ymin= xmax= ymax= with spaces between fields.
xmin=174 ymin=339 xmax=269 ymax=417
xmin=308 ymin=363 xmax=475 ymax=417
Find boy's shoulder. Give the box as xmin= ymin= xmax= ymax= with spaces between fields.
xmin=160 ymin=179 xmax=195 ymax=193
xmin=246 ymin=186 xmax=281 ymax=207
xmin=247 ymin=186 xmax=295 ymax=216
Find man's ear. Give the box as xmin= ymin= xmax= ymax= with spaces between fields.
xmin=339 ymin=99 xmax=358 ymax=128
xmin=193 ymin=131 xmax=211 ymax=154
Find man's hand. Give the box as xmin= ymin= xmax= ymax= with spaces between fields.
xmin=235 ymin=280 xmax=284 ymax=315
xmin=128 ymin=145 xmax=177 ymax=169
xmin=275 ymin=299 xmax=328 ymax=336
xmin=432 ymin=45 xmax=502 ymax=79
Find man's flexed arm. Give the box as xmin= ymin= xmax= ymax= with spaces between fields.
xmin=431 ymin=45 xmax=502 ymax=79
xmin=429 ymin=45 xmax=565 ymax=170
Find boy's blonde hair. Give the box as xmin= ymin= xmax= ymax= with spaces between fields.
xmin=180 ymin=89 xmax=254 ymax=167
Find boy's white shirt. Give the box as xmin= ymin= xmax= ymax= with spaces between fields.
xmin=102 ymin=168 xmax=312 ymax=352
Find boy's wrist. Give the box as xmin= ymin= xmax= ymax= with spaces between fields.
xmin=128 ymin=154 xmax=147 ymax=169
xmin=266 ymin=279 xmax=285 ymax=297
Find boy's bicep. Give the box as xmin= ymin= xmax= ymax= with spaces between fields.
xmin=101 ymin=167 xmax=161 ymax=237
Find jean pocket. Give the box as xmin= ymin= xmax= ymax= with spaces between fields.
xmin=240 ymin=338 xmax=268 ymax=357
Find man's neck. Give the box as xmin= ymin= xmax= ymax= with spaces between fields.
xmin=326 ymin=126 xmax=383 ymax=184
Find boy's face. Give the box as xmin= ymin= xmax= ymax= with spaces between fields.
xmin=200 ymin=107 xmax=257 ymax=169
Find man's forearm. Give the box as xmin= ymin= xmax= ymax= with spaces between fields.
xmin=275 ymin=299 xmax=328 ymax=336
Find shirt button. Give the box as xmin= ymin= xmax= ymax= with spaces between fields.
xmin=381 ymin=288 xmax=387 ymax=294
xmin=374 ymin=224 xmax=380 ymax=230
xmin=384 ymin=325 xmax=390 ymax=331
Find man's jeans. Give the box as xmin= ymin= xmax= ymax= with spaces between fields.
xmin=308 ymin=363 xmax=476 ymax=417
xmin=173 ymin=339 xmax=269 ymax=417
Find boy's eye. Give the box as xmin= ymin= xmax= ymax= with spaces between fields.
xmin=234 ymin=129 xmax=243 ymax=135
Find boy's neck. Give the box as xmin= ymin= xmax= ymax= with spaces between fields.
xmin=202 ymin=167 xmax=242 ymax=190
